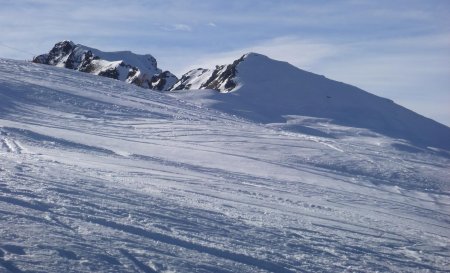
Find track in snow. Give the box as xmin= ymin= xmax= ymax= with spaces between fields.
xmin=0 ymin=59 xmax=449 ymax=272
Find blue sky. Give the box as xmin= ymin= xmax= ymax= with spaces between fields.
xmin=1 ymin=0 xmax=449 ymax=126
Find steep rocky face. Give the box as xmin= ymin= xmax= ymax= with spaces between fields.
xmin=33 ymin=40 xmax=77 ymax=67
xmin=171 ymin=54 xmax=247 ymax=92
xmin=150 ymin=71 xmax=179 ymax=91
xmin=33 ymin=41 xmax=177 ymax=91
xmin=170 ymin=68 xmax=212 ymax=91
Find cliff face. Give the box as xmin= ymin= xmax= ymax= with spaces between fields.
xmin=170 ymin=54 xmax=246 ymax=92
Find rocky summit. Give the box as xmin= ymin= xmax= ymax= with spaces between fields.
xmin=33 ymin=41 xmax=177 ymax=91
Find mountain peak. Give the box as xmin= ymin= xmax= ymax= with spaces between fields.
xmin=170 ymin=52 xmax=289 ymax=93
xmin=30 ymin=43 xmax=450 ymax=149
xmin=55 ymin=40 xmax=76 ymax=48
xmin=33 ymin=41 xmax=177 ymax=91
xmin=241 ymin=52 xmax=268 ymax=60
xmin=170 ymin=52 xmax=450 ymax=150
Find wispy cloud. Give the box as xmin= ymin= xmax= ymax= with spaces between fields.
xmin=161 ymin=24 xmax=192 ymax=32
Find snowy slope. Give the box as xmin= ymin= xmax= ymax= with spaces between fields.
xmin=33 ymin=41 xmax=177 ymax=91
xmin=1 ymin=58 xmax=450 ymax=272
xmin=171 ymin=53 xmax=450 ymax=151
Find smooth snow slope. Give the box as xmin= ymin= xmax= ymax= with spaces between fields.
xmin=1 ymin=58 xmax=450 ymax=272
xmin=172 ymin=53 xmax=450 ymax=151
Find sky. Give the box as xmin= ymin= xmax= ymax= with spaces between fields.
xmin=1 ymin=0 xmax=449 ymax=126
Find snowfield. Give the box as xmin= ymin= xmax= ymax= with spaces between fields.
xmin=0 ymin=58 xmax=449 ymax=272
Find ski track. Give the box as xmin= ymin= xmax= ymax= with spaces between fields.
xmin=0 ymin=59 xmax=449 ymax=272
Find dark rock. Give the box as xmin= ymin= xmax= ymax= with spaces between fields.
xmin=171 ymin=55 xmax=246 ymax=92
xmin=98 ymin=68 xmax=119 ymax=80
xmin=151 ymin=71 xmax=178 ymax=91
xmin=31 ymin=40 xmax=178 ymax=91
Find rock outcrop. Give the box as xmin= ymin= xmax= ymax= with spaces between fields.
xmin=33 ymin=41 xmax=177 ymax=91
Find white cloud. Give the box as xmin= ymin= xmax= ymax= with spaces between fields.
xmin=159 ymin=24 xmax=192 ymax=32
xmin=173 ymin=24 xmax=192 ymax=32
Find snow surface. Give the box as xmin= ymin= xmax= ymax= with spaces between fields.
xmin=0 ymin=58 xmax=449 ymax=272
xmin=171 ymin=53 xmax=450 ymax=151
xmin=73 ymin=44 xmax=160 ymax=77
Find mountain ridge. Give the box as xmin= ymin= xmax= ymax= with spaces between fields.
xmin=31 ymin=42 xmax=450 ymax=150
xmin=170 ymin=52 xmax=450 ymax=150
xmin=33 ymin=40 xmax=177 ymax=91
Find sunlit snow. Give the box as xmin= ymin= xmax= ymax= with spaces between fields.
xmin=0 ymin=59 xmax=449 ymax=272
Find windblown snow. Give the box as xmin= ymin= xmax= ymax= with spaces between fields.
xmin=0 ymin=58 xmax=449 ymax=272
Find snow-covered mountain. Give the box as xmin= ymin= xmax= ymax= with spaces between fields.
xmin=171 ymin=53 xmax=450 ymax=151
xmin=171 ymin=55 xmax=244 ymax=92
xmin=33 ymin=41 xmax=177 ymax=91
xmin=1 ymin=58 xmax=449 ymax=272
xmin=32 ymin=43 xmax=450 ymax=151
